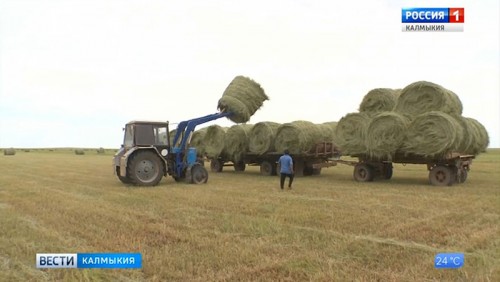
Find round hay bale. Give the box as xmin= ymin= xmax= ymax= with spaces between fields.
xmin=453 ymin=116 xmax=478 ymax=155
xmin=447 ymin=89 xmax=463 ymax=115
xmin=318 ymin=121 xmax=338 ymax=141
xmin=4 ymin=148 xmax=16 ymax=156
xmin=400 ymin=111 xmax=463 ymax=158
xmin=248 ymin=122 xmax=281 ymax=154
xmin=333 ymin=112 xmax=370 ymax=156
xmin=274 ymin=121 xmax=324 ymax=154
xmin=394 ymin=88 xmax=403 ymax=97
xmin=394 ymin=81 xmax=463 ymax=117
xmin=224 ymin=124 xmax=254 ymax=162
xmin=466 ymin=118 xmax=489 ymax=154
xmin=217 ymin=76 xmax=269 ymax=123
xmin=74 ymin=149 xmax=85 ymax=155
xmin=190 ymin=127 xmax=208 ymax=157
xmin=359 ymin=88 xmax=397 ymax=115
xmin=204 ymin=125 xmax=227 ymax=158
xmin=365 ymin=112 xmax=410 ymax=160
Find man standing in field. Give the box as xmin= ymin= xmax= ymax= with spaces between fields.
xmin=277 ymin=149 xmax=294 ymax=190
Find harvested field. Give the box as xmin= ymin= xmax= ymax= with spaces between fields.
xmin=0 ymin=149 xmax=498 ymax=281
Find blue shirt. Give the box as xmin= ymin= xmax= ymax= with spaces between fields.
xmin=278 ymin=154 xmax=293 ymax=174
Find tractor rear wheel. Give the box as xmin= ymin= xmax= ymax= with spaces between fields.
xmin=116 ymin=166 xmax=132 ymax=184
xmin=127 ymin=151 xmax=164 ymax=186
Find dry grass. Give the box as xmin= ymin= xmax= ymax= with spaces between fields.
xmin=0 ymin=149 xmax=499 ymax=281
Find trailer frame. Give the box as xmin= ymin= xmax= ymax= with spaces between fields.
xmin=209 ymin=142 xmax=341 ymax=176
xmin=335 ymin=152 xmax=475 ymax=186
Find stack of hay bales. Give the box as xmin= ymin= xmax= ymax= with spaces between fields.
xmin=75 ymin=149 xmax=85 ymax=155
xmin=396 ymin=81 xmax=486 ymax=157
xmin=203 ymin=125 xmax=228 ymax=159
xmin=4 ymin=148 xmax=16 ymax=156
xmin=335 ymin=81 xmax=489 ymax=159
xmin=248 ymin=122 xmax=281 ymax=155
xmin=224 ymin=124 xmax=253 ymax=162
xmin=217 ymin=76 xmax=269 ymax=123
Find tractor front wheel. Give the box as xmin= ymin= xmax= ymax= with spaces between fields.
xmin=190 ymin=165 xmax=209 ymax=184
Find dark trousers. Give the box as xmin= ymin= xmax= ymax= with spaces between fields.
xmin=280 ymin=173 xmax=294 ymax=189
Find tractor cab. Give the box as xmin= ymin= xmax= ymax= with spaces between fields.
xmin=122 ymin=121 xmax=170 ymax=149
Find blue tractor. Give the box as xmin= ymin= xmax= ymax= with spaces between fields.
xmin=113 ymin=111 xmax=232 ymax=186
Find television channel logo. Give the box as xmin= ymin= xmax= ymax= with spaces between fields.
xmin=36 ymin=253 xmax=142 ymax=269
xmin=402 ymin=8 xmax=464 ymax=32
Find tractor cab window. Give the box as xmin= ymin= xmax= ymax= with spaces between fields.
xmin=124 ymin=125 xmax=134 ymax=147
xmin=155 ymin=127 xmax=168 ymax=145
xmin=135 ymin=124 xmax=155 ymax=145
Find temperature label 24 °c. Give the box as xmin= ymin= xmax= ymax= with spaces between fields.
xmin=435 ymin=253 xmax=464 ymax=269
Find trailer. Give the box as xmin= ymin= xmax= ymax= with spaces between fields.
xmin=209 ymin=142 xmax=341 ymax=177
xmin=335 ymin=152 xmax=474 ymax=186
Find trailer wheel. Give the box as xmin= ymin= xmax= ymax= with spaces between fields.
xmin=210 ymin=159 xmax=223 ymax=172
xmin=459 ymin=168 xmax=468 ymax=183
xmin=260 ymin=161 xmax=276 ymax=176
xmin=234 ymin=161 xmax=246 ymax=172
xmin=127 ymin=151 xmax=164 ymax=186
xmin=383 ymin=163 xmax=393 ymax=180
xmin=190 ymin=164 xmax=208 ymax=184
xmin=353 ymin=164 xmax=374 ymax=182
xmin=429 ymin=165 xmax=454 ymax=186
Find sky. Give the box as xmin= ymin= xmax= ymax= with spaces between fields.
xmin=0 ymin=0 xmax=499 ymax=149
